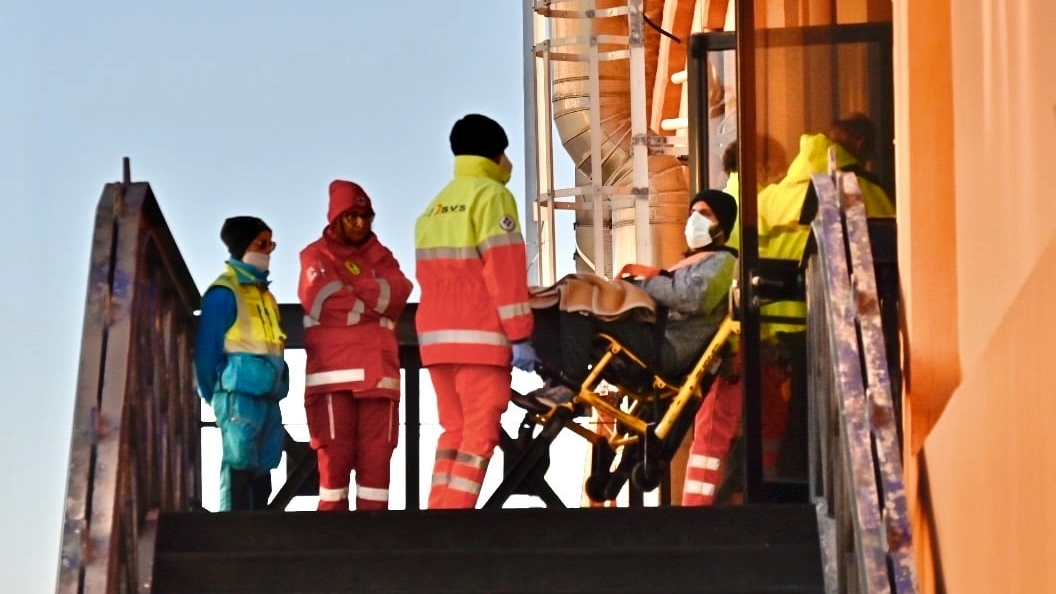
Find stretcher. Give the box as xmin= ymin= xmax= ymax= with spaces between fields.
xmin=484 ymin=313 xmax=740 ymax=507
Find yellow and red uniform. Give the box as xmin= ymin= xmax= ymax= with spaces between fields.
xmin=415 ymin=155 xmax=533 ymax=509
xmin=299 ymin=181 xmax=413 ymax=511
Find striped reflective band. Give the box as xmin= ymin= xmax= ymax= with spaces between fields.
xmin=379 ymin=317 xmax=396 ymax=330
xmin=688 ymin=454 xmax=721 ymax=471
xmin=431 ymin=473 xmax=450 ymax=486
xmin=305 ymin=368 xmax=365 ymax=387
xmin=478 ymin=233 xmax=524 ymax=252
xmin=357 ymin=485 xmax=389 ymax=502
xmin=416 ymin=246 xmax=479 ymax=261
xmin=319 ymin=486 xmax=349 ymax=501
xmin=448 ymin=476 xmax=483 ymax=496
xmin=346 ymin=299 xmax=366 ymax=325
xmin=309 ymin=281 xmax=344 ymax=322
xmin=497 ymin=302 xmax=531 ymax=320
xmin=455 ymin=452 xmax=489 ymax=470
xmin=418 ymin=330 xmax=509 ymax=347
xmin=434 ymin=449 xmax=457 ymax=461
xmin=683 ymin=480 xmax=716 ymax=496
xmin=374 ymin=279 xmax=391 ymax=314
xmin=376 ymin=376 xmax=400 ymax=391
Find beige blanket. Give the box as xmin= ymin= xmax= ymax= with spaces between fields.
xmin=529 ymin=273 xmax=657 ymax=322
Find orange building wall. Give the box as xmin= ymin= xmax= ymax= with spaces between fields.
xmin=896 ymin=0 xmax=1056 ymax=591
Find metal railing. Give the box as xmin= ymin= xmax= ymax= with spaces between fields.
xmin=807 ymin=171 xmax=918 ymax=593
xmin=57 ymin=176 xmax=429 ymax=594
xmin=58 ymin=173 xmax=202 ymax=594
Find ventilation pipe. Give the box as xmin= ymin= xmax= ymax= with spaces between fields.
xmin=551 ymin=0 xmax=695 ymax=274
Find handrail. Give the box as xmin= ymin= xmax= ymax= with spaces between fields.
xmin=57 ymin=180 xmax=429 ymax=594
xmin=58 ymin=182 xmax=202 ymax=594
xmin=807 ymin=171 xmax=919 ymax=593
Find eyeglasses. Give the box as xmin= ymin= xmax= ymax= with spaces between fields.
xmin=340 ymin=210 xmax=375 ymax=222
xmin=252 ymin=238 xmax=277 ymax=252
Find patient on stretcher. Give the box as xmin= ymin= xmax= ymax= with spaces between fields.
xmin=523 ymin=190 xmax=739 ymax=409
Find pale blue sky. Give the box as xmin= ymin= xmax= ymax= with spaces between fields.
xmin=0 ymin=2 xmax=582 ymax=590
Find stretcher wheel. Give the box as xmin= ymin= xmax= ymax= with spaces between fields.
xmin=631 ymin=460 xmax=664 ymax=491
xmin=584 ymin=475 xmax=609 ymax=503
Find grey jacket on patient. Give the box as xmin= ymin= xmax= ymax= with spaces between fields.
xmin=642 ymin=249 xmax=736 ymax=373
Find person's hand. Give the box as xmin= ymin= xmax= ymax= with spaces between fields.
xmin=511 ymin=341 xmax=538 ymax=372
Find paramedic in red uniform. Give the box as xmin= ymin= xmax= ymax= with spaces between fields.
xmin=414 ymin=114 xmax=537 ymax=509
xmin=298 ymin=179 xmax=413 ymax=511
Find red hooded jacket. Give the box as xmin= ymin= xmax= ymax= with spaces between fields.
xmin=298 ymin=181 xmax=414 ymax=400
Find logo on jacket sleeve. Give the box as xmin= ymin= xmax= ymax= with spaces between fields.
xmin=499 ymin=214 xmax=515 ymax=232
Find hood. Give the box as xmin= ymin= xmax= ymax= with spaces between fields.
xmin=780 ymin=133 xmax=862 ymax=186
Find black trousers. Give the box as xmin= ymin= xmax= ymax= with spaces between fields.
xmin=775 ymin=330 xmax=808 ymax=480
xmin=531 ymin=307 xmax=657 ymax=385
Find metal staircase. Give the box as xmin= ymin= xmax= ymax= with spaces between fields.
xmin=149 ymin=505 xmax=825 ymax=594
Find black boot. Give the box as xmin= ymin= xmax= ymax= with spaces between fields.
xmin=251 ymin=474 xmax=273 ymax=510
xmin=229 ymin=469 xmax=255 ymax=511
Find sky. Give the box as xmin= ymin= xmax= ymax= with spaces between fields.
xmin=0 ymin=2 xmax=591 ymax=591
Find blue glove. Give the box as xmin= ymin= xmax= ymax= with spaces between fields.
xmin=511 ymin=341 xmax=538 ymax=372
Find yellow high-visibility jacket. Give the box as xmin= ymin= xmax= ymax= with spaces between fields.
xmin=758 ymin=133 xmax=895 ymax=336
xmin=208 ymin=263 xmax=287 ymax=397
xmin=414 ymin=156 xmax=533 ymax=367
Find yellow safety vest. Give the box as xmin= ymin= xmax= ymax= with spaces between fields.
xmin=210 ymin=265 xmax=286 ymax=356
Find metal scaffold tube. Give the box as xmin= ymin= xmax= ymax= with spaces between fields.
xmin=523 ymin=0 xmax=693 ymax=284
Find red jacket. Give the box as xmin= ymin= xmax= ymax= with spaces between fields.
xmin=299 ymin=229 xmax=413 ymax=400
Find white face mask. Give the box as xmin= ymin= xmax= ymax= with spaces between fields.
xmin=684 ymin=211 xmax=716 ymax=249
xmin=497 ymin=153 xmax=513 ymax=184
xmin=242 ymin=251 xmax=270 ymax=272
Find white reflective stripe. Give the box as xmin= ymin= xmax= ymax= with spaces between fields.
xmin=306 ymin=368 xmax=365 ymax=387
xmin=688 ymin=454 xmax=721 ymax=471
xmin=319 ymin=486 xmax=349 ymax=501
xmin=357 ymin=485 xmax=389 ymax=502
xmin=416 ymin=246 xmax=478 ymax=261
xmin=435 ymin=449 xmax=457 ymax=461
xmin=303 ymin=314 xmax=319 ymax=328
xmin=419 ymin=330 xmax=510 ymax=347
xmin=376 ymin=376 xmax=400 ymax=391
xmin=431 ymin=473 xmax=450 ymax=486
xmin=347 ymin=299 xmax=366 ymax=325
xmin=379 ymin=317 xmax=396 ymax=330
xmin=374 ymin=279 xmax=391 ymax=314
xmin=478 ymin=232 xmax=524 ymax=252
xmin=310 ymin=281 xmax=344 ymax=321
xmin=497 ymin=302 xmax=531 ymax=320
xmin=455 ymin=452 xmax=489 ymax=469
xmin=448 ymin=476 xmax=483 ymax=496
xmin=327 ymin=394 xmax=335 ymax=440
xmin=684 ymin=479 xmax=716 ymax=496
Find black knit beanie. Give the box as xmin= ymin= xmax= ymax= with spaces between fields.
xmin=449 ymin=113 xmax=509 ymax=158
xmin=690 ymin=190 xmax=738 ymax=241
xmin=221 ymin=216 xmax=271 ymax=259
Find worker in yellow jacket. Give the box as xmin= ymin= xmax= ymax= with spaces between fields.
xmin=415 ymin=114 xmax=535 ymax=509
xmin=757 ymin=113 xmax=894 ymax=478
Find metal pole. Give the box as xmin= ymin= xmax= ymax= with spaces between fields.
xmin=522 ymin=0 xmax=543 ymax=286
xmin=735 ymin=0 xmax=765 ymax=504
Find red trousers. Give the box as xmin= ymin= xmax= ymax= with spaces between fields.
xmin=426 ymin=364 xmax=511 ymax=509
xmin=683 ymin=374 xmax=743 ymax=506
xmin=305 ymin=392 xmax=398 ymax=511
xmin=682 ymin=356 xmax=790 ymax=506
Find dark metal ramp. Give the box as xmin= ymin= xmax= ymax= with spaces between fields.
xmin=151 ymin=505 xmax=825 ymax=594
